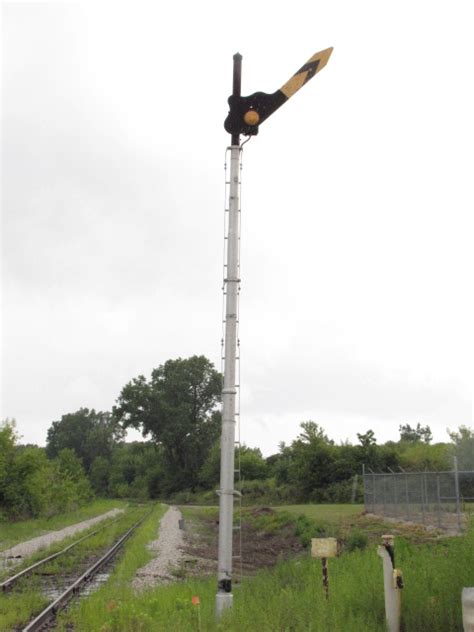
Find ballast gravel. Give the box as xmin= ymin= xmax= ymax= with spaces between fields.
xmin=132 ymin=505 xmax=184 ymax=591
xmin=0 ymin=508 xmax=124 ymax=567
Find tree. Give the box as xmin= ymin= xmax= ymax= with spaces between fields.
xmin=286 ymin=421 xmax=336 ymax=500
xmin=398 ymin=441 xmax=450 ymax=471
xmin=199 ymin=442 xmax=268 ymax=487
xmin=89 ymin=456 xmax=111 ymax=496
xmin=46 ymin=409 xmax=125 ymax=472
xmin=357 ymin=429 xmax=376 ymax=448
xmin=1 ymin=422 xmax=92 ymax=520
xmin=269 ymin=442 xmax=293 ymax=486
xmin=0 ymin=419 xmax=18 ymax=513
xmin=113 ymin=356 xmax=222 ymax=493
xmin=399 ymin=423 xmax=432 ymax=444
xmin=448 ymin=425 xmax=474 ymax=470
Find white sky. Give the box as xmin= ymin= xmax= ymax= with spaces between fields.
xmin=1 ymin=1 xmax=472 ymax=456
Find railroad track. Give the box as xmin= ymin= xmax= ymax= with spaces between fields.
xmin=0 ymin=513 xmax=125 ymax=592
xmin=2 ymin=508 xmax=152 ymax=632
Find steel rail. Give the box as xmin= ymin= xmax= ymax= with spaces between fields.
xmin=21 ymin=509 xmax=152 ymax=632
xmin=1 ymin=513 xmax=126 ymax=592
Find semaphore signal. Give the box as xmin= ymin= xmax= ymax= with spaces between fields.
xmin=216 ymin=47 xmax=333 ymax=619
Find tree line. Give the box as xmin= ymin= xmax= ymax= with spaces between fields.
xmin=1 ymin=355 xmax=472 ymax=519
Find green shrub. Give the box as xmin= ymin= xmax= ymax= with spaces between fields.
xmin=0 ymin=421 xmax=93 ymax=520
xmin=346 ymin=529 xmax=368 ymax=552
xmin=294 ymin=514 xmax=326 ymax=547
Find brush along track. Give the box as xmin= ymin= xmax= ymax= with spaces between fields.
xmin=9 ymin=509 xmax=152 ymax=632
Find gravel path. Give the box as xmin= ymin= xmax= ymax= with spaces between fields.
xmin=132 ymin=505 xmax=184 ymax=591
xmin=0 ymin=508 xmax=124 ymax=566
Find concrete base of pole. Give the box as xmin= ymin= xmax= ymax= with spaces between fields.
xmin=462 ymin=588 xmax=474 ymax=631
xmin=215 ymin=591 xmax=233 ymax=618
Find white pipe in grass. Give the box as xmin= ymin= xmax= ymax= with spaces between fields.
xmin=377 ymin=535 xmax=401 ymax=632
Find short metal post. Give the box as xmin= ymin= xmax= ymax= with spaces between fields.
xmin=454 ymin=456 xmax=462 ymax=532
xmin=322 ymin=557 xmax=329 ymax=599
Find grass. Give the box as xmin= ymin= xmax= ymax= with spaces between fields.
xmin=0 ymin=505 xmax=152 ymax=630
xmin=0 ymin=498 xmax=129 ymax=552
xmin=0 ymin=510 xmax=131 ymax=582
xmin=278 ymin=504 xmax=364 ymax=524
xmin=75 ymin=526 xmax=474 ymax=630
xmin=58 ymin=505 xmax=474 ymax=631
xmin=0 ymin=590 xmax=49 ymax=631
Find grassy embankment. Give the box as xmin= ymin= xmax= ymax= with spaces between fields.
xmin=0 ymin=498 xmax=129 ymax=552
xmin=0 ymin=504 xmax=152 ymax=631
xmin=58 ymin=504 xmax=474 ymax=631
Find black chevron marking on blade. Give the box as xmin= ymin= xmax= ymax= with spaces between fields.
xmin=294 ymin=59 xmax=320 ymax=85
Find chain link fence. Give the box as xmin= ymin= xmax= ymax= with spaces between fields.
xmin=362 ymin=457 xmax=474 ymax=532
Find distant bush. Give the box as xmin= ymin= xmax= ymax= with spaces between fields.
xmin=346 ymin=529 xmax=368 ymax=552
xmin=294 ymin=513 xmax=327 ymax=547
xmin=239 ymin=478 xmax=297 ymax=505
xmin=307 ymin=479 xmax=363 ymax=504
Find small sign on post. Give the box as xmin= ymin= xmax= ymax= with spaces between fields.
xmin=311 ymin=537 xmax=338 ymax=599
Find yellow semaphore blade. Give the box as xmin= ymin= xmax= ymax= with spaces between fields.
xmin=280 ymin=47 xmax=333 ymax=99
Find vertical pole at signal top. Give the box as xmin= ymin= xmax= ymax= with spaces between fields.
xmin=216 ymin=52 xmax=242 ymax=618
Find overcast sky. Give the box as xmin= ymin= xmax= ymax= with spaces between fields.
xmin=1 ymin=1 xmax=472 ymax=456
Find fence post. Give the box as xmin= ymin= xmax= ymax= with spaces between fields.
xmin=362 ymin=465 xmax=367 ymax=510
xmin=373 ymin=472 xmax=377 ymax=514
xmin=404 ymin=473 xmax=410 ymax=521
xmin=352 ymin=474 xmax=359 ymax=504
xmin=369 ymin=467 xmax=377 ymax=513
xmin=383 ymin=475 xmax=387 ymax=517
xmin=392 ymin=473 xmax=398 ymax=518
xmin=420 ymin=474 xmax=426 ymax=525
xmin=454 ymin=456 xmax=462 ymax=532
xmin=436 ymin=474 xmax=442 ymax=529
xmin=424 ymin=472 xmax=430 ymax=520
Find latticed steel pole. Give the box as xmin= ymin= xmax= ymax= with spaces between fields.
xmin=216 ymin=46 xmax=333 ymax=618
xmin=216 ymin=53 xmax=242 ymax=618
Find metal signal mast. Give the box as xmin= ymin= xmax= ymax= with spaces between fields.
xmin=216 ymin=47 xmax=333 ymax=618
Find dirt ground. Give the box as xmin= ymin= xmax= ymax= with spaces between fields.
xmin=177 ymin=506 xmax=305 ymax=581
